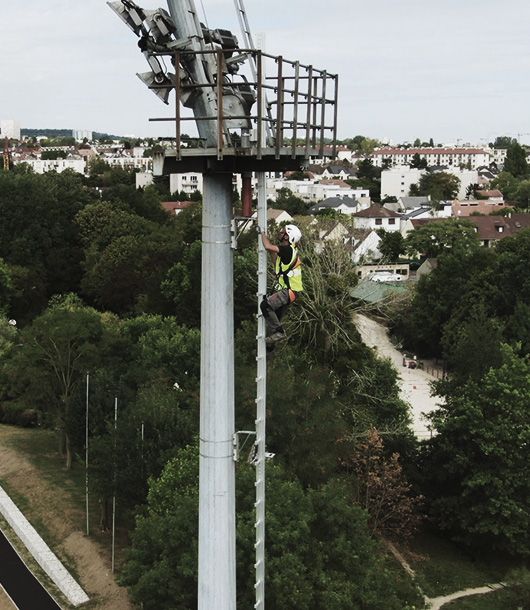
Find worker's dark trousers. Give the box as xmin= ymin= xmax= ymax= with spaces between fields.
xmin=261 ymin=288 xmax=291 ymax=334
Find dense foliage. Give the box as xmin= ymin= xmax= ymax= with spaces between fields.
xmin=0 ymin=166 xmax=426 ymax=608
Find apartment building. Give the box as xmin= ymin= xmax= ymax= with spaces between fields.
xmin=372 ymin=147 xmax=491 ymax=169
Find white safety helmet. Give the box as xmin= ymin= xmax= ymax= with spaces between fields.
xmin=284 ymin=224 xmax=302 ymax=245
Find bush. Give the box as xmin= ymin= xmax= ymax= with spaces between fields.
xmin=0 ymin=402 xmax=40 ymax=427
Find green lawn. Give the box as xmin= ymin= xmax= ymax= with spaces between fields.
xmin=2 ymin=427 xmax=87 ymax=510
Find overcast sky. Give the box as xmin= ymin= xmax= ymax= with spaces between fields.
xmin=2 ymin=0 xmax=530 ymax=144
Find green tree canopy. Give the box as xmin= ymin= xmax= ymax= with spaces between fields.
xmin=409 ymin=153 xmax=427 ymax=169
xmin=404 ymin=219 xmax=478 ymax=258
xmin=424 ymin=345 xmax=530 ymax=556
xmin=122 ymin=444 xmax=422 ymax=610
xmin=410 ymin=171 xmax=460 ymax=203
xmin=377 ymin=230 xmax=405 ymax=261
xmin=503 ymin=141 xmax=528 ymax=178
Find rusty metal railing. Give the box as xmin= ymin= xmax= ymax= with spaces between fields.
xmin=148 ymin=48 xmax=338 ymax=161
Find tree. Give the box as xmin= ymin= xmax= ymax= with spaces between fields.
xmin=289 ymin=242 xmax=359 ymax=356
xmin=5 ymin=296 xmax=104 ymax=468
xmin=513 ymin=179 xmax=530 ymax=208
xmin=377 ymin=230 xmax=405 ymax=261
xmin=441 ymin=306 xmax=503 ymax=380
xmin=275 ymin=187 xmax=308 ymax=215
xmin=424 ymin=345 xmax=530 ymax=556
xmin=409 ymin=153 xmax=427 ymax=169
xmin=504 ymin=141 xmax=528 ymax=178
xmin=492 ymin=136 xmax=517 ymax=149
xmin=392 ymin=246 xmax=497 ymax=357
xmin=0 ymin=171 xmax=95 ymax=314
xmin=490 ymin=171 xmax=519 ymax=202
xmin=122 ymin=444 xmax=423 ymax=610
xmin=412 ymin=171 xmax=460 ymax=203
xmin=404 ymin=219 xmax=478 ymax=258
xmin=349 ymin=159 xmax=382 ymax=201
xmin=349 ymin=429 xmax=422 ymax=540
xmin=0 ymin=258 xmax=13 ymax=315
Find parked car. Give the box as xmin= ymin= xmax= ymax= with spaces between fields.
xmin=402 ymin=353 xmax=417 ymax=369
xmin=370 ymin=272 xmax=403 ymax=283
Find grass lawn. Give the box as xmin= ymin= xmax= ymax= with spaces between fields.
xmin=1 ymin=427 xmax=88 ymax=512
xmin=0 ymin=424 xmax=129 ymax=569
xmin=405 ymin=528 xmax=516 ymax=598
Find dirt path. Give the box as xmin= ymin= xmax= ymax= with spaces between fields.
xmin=354 ymin=314 xmax=443 ymax=439
xmin=0 ymin=587 xmax=16 ymax=610
xmin=0 ymin=426 xmax=134 ymax=610
xmin=427 ymin=583 xmax=505 ymax=609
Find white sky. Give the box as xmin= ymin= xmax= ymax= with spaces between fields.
xmin=2 ymin=0 xmax=530 ymax=144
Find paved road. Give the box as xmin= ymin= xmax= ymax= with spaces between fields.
xmin=0 ymin=530 xmax=62 ymax=610
xmin=354 ymin=314 xmax=444 ymax=439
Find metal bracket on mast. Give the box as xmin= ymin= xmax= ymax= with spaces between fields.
xmin=233 ymin=430 xmax=256 ymax=462
xmin=231 ymin=216 xmax=255 ymax=249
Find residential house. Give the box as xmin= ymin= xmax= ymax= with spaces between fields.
xmin=416 ymin=258 xmax=438 ymax=280
xmin=161 ymin=201 xmax=195 ymax=216
xmin=136 ymin=172 xmax=154 ymax=189
xmin=267 ymin=208 xmax=293 ymax=225
xmin=15 ymin=155 xmax=86 ymax=174
xmin=321 ymin=165 xmax=354 ymax=180
xmin=475 ymin=189 xmax=504 ymax=204
xmin=386 ymin=195 xmax=431 ymax=213
xmin=452 ymin=199 xmax=507 ymax=217
xmin=408 ymin=214 xmax=530 ymax=247
xmin=467 ymin=214 xmax=530 ymax=247
xmin=351 ymin=203 xmax=402 ymax=232
xmin=309 ymin=195 xmax=367 ymax=215
xmin=349 ymin=229 xmax=383 ymax=264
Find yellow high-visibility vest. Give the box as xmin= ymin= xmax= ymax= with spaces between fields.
xmin=275 ymin=247 xmax=303 ymax=292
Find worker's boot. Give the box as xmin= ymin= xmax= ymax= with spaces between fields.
xmin=265 ymin=331 xmax=287 ymax=346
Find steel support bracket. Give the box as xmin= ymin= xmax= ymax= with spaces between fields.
xmin=233 ymin=430 xmax=256 ymax=462
xmin=231 ymin=216 xmax=255 ymax=249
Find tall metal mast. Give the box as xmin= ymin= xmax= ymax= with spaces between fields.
xmin=109 ymin=3 xmax=338 ymax=608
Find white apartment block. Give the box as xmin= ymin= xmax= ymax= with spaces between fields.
xmin=102 ymin=155 xmax=151 ymax=171
xmin=170 ymin=172 xmax=202 ymax=195
xmin=371 ymin=147 xmax=491 ymax=169
xmin=136 ymin=172 xmax=154 ymax=189
xmin=72 ymin=129 xmax=93 ymax=142
xmin=16 ymin=157 xmax=86 ymax=174
xmin=268 ymin=178 xmax=366 ymax=203
xmin=491 ymin=148 xmax=507 ymax=168
xmin=381 ymin=167 xmax=426 ymax=199
xmin=0 ymin=120 xmax=21 ymax=140
xmin=381 ymin=166 xmax=480 ymax=200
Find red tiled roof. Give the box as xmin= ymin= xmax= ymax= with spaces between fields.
xmin=161 ymin=201 xmax=193 ymax=213
xmin=410 ymin=214 xmax=530 ymax=240
xmin=452 ymin=200 xmax=506 ymax=217
xmin=477 ymin=189 xmax=503 ymax=198
xmin=352 ymin=204 xmax=401 ymax=218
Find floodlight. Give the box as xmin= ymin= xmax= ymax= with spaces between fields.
xmin=137 ymin=71 xmax=175 ymax=104
xmin=144 ymin=9 xmax=176 ymax=43
xmin=107 ymin=1 xmax=146 ymax=36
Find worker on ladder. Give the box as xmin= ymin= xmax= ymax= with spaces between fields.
xmin=258 ymin=224 xmax=303 ymax=347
